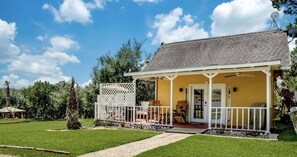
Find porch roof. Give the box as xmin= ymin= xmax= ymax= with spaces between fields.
xmin=125 ymin=30 xmax=290 ymax=78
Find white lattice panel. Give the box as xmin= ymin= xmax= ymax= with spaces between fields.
xmin=96 ymin=83 xmax=135 ymax=119
xmin=101 ymin=83 xmax=134 ymax=95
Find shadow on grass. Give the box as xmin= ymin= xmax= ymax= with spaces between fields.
xmin=271 ymin=123 xmax=297 ymax=142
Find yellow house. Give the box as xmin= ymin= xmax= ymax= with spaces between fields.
xmin=124 ymin=30 xmax=291 ymax=133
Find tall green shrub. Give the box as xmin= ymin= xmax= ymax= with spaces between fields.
xmin=66 ymin=78 xmax=81 ymax=130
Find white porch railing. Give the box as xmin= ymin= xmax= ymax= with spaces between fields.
xmin=95 ymin=83 xmax=170 ymax=127
xmin=97 ymin=104 xmax=170 ymax=126
xmin=211 ymin=107 xmax=266 ymax=132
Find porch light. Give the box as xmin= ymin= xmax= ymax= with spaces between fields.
xmin=179 ymin=88 xmax=183 ymax=92
xmin=233 ymin=87 xmax=237 ymax=92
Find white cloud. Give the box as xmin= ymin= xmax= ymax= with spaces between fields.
xmin=133 ymin=0 xmax=161 ymax=5
xmin=50 ymin=35 xmax=79 ymax=51
xmin=147 ymin=31 xmax=153 ymax=38
xmin=43 ymin=0 xmax=91 ymax=24
xmin=43 ymin=0 xmax=113 ymax=24
xmin=42 ymin=3 xmax=63 ymax=22
xmin=0 ymin=74 xmax=31 ymax=88
xmin=36 ymin=34 xmax=49 ymax=41
xmin=149 ymin=7 xmax=209 ymax=44
xmin=211 ymin=0 xmax=277 ymax=36
xmin=8 ymin=51 xmax=78 ymax=85
xmin=43 ymin=51 xmax=80 ymax=65
xmin=0 ymin=19 xmax=20 ymax=64
xmin=8 ymin=35 xmax=80 ymax=78
xmin=81 ymin=79 xmax=92 ymax=87
xmin=36 ymin=75 xmax=71 ymax=84
xmin=86 ymin=0 xmax=105 ymax=10
xmin=36 ymin=36 xmax=45 ymax=41
xmin=8 ymin=54 xmax=64 ymax=76
xmin=0 ymin=20 xmax=80 ymax=88
xmin=6 ymin=34 xmax=80 ymax=87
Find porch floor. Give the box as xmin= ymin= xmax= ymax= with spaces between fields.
xmin=166 ymin=123 xmax=208 ymax=134
xmin=173 ymin=123 xmax=208 ymax=129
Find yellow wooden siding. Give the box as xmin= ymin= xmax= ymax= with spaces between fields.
xmin=157 ymin=71 xmax=275 ymax=126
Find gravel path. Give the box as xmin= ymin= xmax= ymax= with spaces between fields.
xmin=79 ymin=133 xmax=191 ymax=157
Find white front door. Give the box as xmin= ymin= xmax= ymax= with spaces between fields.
xmin=190 ymin=85 xmax=207 ymax=123
xmin=190 ymin=84 xmax=226 ymax=123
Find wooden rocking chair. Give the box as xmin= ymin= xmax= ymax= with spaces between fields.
xmin=173 ymin=101 xmax=188 ymax=123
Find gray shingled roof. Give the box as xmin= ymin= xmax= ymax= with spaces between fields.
xmin=143 ymin=30 xmax=291 ymax=72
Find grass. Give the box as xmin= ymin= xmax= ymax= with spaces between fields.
xmin=272 ymin=123 xmax=297 ymax=142
xmin=0 ymin=119 xmax=157 ymax=157
xmin=138 ymin=124 xmax=297 ymax=157
xmin=138 ymin=135 xmax=297 ymax=157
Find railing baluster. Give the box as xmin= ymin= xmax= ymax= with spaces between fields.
xmin=242 ymin=108 xmax=244 ymax=130
xmin=165 ymin=107 xmax=168 ymax=125
xmin=259 ymin=108 xmax=262 ymax=131
xmin=248 ymin=108 xmax=250 ymax=130
xmin=236 ymin=108 xmax=239 ymax=129
xmin=161 ymin=107 xmax=163 ymax=125
xmin=158 ymin=107 xmax=160 ymax=124
xmin=253 ymin=108 xmax=256 ymax=130
xmin=123 ymin=105 xmax=125 ymax=122
xmin=215 ymin=108 xmax=218 ymax=129
xmin=146 ymin=106 xmax=148 ymax=123
xmin=225 ymin=107 xmax=228 ymax=129
xmin=220 ymin=108 xmax=223 ymax=128
xmin=133 ymin=106 xmax=135 ymax=123
xmin=231 ymin=108 xmax=233 ymax=131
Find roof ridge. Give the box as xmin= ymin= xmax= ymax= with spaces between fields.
xmin=163 ymin=30 xmax=285 ymax=46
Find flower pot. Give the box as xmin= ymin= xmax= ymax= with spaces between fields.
xmin=289 ymin=107 xmax=297 ymax=135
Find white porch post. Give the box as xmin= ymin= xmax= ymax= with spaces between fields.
xmin=203 ymin=73 xmax=218 ymax=130
xmin=165 ymin=75 xmax=178 ymax=128
xmin=262 ymin=68 xmax=271 ymax=133
xmin=133 ymin=78 xmax=137 ymax=123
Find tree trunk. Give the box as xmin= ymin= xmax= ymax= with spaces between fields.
xmin=290 ymin=107 xmax=297 ymax=134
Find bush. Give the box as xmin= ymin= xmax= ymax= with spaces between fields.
xmin=66 ymin=78 xmax=81 ymax=130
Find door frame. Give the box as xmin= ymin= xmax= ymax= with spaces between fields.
xmin=188 ymin=84 xmax=226 ymax=123
xmin=189 ymin=84 xmax=207 ymax=123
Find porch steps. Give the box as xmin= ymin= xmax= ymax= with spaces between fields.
xmin=166 ymin=128 xmax=207 ymax=134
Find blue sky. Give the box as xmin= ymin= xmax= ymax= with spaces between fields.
xmin=0 ymin=0 xmax=295 ymax=88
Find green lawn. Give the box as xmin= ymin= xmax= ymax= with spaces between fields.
xmin=0 ymin=119 xmax=157 ymax=157
xmin=138 ymin=124 xmax=297 ymax=157
xmin=138 ymin=135 xmax=297 ymax=157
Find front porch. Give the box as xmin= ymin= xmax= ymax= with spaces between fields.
xmin=95 ymin=66 xmax=276 ymax=133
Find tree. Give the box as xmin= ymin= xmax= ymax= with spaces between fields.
xmin=271 ymin=0 xmax=297 ymax=15
xmin=66 ymin=78 xmax=81 ymax=130
xmin=22 ymin=81 xmax=55 ymax=119
xmin=51 ymin=81 xmax=71 ymax=119
xmin=4 ymin=81 xmax=11 ymax=108
xmin=92 ymin=40 xmax=154 ymax=104
xmin=77 ymin=83 xmax=96 ymax=118
xmin=92 ymin=40 xmax=143 ymax=85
